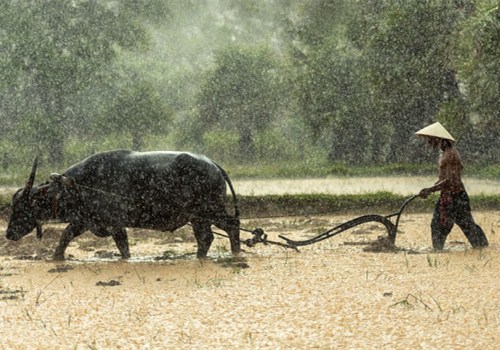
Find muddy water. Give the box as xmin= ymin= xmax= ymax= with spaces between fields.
xmin=233 ymin=176 xmax=500 ymax=196
xmin=0 ymin=211 xmax=498 ymax=349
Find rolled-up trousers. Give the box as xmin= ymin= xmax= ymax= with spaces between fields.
xmin=431 ymin=191 xmax=489 ymax=250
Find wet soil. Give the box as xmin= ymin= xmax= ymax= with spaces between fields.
xmin=0 ymin=210 xmax=498 ymax=349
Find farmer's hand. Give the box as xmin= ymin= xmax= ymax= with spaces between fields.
xmin=418 ymin=188 xmax=432 ymax=199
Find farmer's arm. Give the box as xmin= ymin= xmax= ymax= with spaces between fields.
xmin=418 ymin=149 xmax=460 ymax=198
xmin=418 ymin=179 xmax=448 ymax=198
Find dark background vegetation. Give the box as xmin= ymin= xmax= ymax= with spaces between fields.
xmin=0 ymin=0 xmax=498 ymax=181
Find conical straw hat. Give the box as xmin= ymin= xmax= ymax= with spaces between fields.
xmin=415 ymin=122 xmax=455 ymax=142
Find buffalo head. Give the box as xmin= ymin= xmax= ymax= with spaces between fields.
xmin=6 ymin=157 xmax=45 ymax=241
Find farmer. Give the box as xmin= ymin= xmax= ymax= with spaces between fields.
xmin=415 ymin=122 xmax=488 ymax=250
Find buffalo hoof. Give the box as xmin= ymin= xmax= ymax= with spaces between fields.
xmin=52 ymin=254 xmax=66 ymax=261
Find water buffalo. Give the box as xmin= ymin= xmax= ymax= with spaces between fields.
xmin=6 ymin=150 xmax=241 ymax=260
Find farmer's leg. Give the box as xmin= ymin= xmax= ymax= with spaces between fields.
xmin=431 ymin=197 xmax=454 ymax=250
xmin=454 ymin=192 xmax=488 ymax=248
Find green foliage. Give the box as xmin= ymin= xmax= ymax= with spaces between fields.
xmin=0 ymin=0 xmax=150 ymax=165
xmin=225 ymin=161 xmax=438 ymax=179
xmin=456 ymin=1 xmax=500 ymax=118
xmin=64 ymin=134 xmax=134 ymax=165
xmin=196 ymin=45 xmax=279 ymax=160
xmin=229 ymin=192 xmax=500 ymax=218
xmin=455 ymin=0 xmax=500 ymax=161
xmin=202 ymin=119 xmax=327 ymax=167
xmin=470 ymin=194 xmax=500 ymax=210
xmin=97 ymin=79 xmax=172 ymax=150
xmin=254 ymin=129 xmax=298 ymax=161
xmin=287 ymin=1 xmax=372 ymax=160
xmin=202 ymin=130 xmax=240 ymax=162
xmin=0 ymin=0 xmax=498 ymax=167
xmin=297 ymin=45 xmax=375 ymax=163
xmin=118 ymin=0 xmax=172 ymax=23
xmin=238 ymin=192 xmax=402 ymax=217
xmin=352 ymin=1 xmax=466 ymax=162
xmin=474 ymin=165 xmax=500 ymax=179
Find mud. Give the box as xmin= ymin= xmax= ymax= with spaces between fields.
xmin=0 ymin=210 xmax=498 ymax=349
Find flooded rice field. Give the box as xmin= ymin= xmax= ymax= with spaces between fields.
xmin=233 ymin=176 xmax=500 ymax=196
xmin=1 ymin=209 xmax=498 ymax=349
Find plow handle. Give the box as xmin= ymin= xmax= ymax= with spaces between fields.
xmin=385 ymin=195 xmax=418 ymax=232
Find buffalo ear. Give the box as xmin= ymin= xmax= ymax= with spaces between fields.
xmin=50 ymin=173 xmax=63 ymax=182
xmin=61 ymin=176 xmax=76 ymax=188
xmin=50 ymin=173 xmax=76 ymax=188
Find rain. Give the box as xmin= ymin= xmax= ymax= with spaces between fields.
xmin=0 ymin=1 xmax=499 ymax=349
xmin=0 ymin=0 xmax=497 ymax=168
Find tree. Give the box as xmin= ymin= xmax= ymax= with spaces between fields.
xmin=297 ymin=44 xmax=376 ymax=164
xmin=99 ymin=79 xmax=172 ymax=151
xmin=454 ymin=0 xmax=500 ymax=161
xmin=350 ymin=0 xmax=468 ymax=163
xmin=0 ymin=0 xmax=149 ymax=165
xmin=283 ymin=0 xmax=377 ymax=163
xmin=196 ymin=46 xmax=278 ymax=160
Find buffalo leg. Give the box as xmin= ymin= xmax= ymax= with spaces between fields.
xmin=111 ymin=228 xmax=130 ymax=259
xmin=191 ymin=220 xmax=214 ymax=258
xmin=53 ymin=223 xmax=86 ymax=261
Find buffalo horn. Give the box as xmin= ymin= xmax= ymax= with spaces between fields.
xmin=24 ymin=156 xmax=39 ymax=196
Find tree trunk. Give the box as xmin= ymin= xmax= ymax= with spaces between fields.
xmin=48 ymin=136 xmax=65 ymax=166
xmin=132 ymin=132 xmax=144 ymax=151
xmin=238 ymin=128 xmax=255 ymax=161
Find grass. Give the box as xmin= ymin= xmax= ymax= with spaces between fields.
xmin=225 ymin=161 xmax=500 ymax=179
xmin=227 ymin=162 xmax=432 ymax=178
xmin=425 ymin=254 xmax=450 ymax=269
xmin=237 ymin=192 xmax=437 ymax=218
xmin=390 ymin=293 xmax=434 ymax=311
xmin=389 ymin=290 xmax=485 ymax=324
